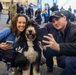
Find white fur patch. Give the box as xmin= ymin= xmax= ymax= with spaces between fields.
xmin=15 ymin=46 xmax=23 ymax=53
xmin=24 ymin=41 xmax=38 ymax=63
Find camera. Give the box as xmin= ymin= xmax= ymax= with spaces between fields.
xmin=38 ymin=27 xmax=48 ymax=46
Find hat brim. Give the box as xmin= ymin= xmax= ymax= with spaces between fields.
xmin=49 ymin=15 xmax=61 ymax=22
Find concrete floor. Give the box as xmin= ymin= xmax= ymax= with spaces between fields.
xmin=0 ymin=61 xmax=63 ymax=75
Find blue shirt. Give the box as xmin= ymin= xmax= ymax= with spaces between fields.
xmin=0 ymin=28 xmax=26 ymax=61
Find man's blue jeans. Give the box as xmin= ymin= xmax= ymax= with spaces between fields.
xmin=43 ymin=48 xmax=59 ymax=68
xmin=60 ymin=57 xmax=76 ymax=75
xmin=43 ymin=48 xmax=76 ymax=75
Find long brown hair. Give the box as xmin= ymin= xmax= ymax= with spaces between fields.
xmin=9 ymin=14 xmax=28 ymax=34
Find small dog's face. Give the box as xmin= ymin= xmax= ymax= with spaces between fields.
xmin=25 ymin=25 xmax=37 ymax=41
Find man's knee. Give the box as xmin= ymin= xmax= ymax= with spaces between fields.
xmin=43 ymin=48 xmax=58 ymax=59
xmin=57 ymin=56 xmax=66 ymax=68
xmin=65 ymin=57 xmax=76 ymax=68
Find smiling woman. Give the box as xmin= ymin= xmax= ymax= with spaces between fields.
xmin=0 ymin=14 xmax=29 ymax=68
xmin=10 ymin=14 xmax=28 ymax=37
xmin=16 ymin=16 xmax=27 ymax=36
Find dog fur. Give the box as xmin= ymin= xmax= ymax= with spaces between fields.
xmin=22 ymin=20 xmax=41 ymax=75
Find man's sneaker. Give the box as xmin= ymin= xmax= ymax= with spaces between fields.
xmin=47 ymin=67 xmax=53 ymax=73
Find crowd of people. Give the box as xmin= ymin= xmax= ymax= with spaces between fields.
xmin=0 ymin=1 xmax=76 ymax=75
xmin=0 ymin=1 xmax=75 ymax=24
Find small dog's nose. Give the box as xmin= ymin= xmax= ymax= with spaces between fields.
xmin=29 ymin=30 xmax=32 ymax=33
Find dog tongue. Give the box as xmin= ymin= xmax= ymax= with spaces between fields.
xmin=29 ymin=35 xmax=33 ymax=38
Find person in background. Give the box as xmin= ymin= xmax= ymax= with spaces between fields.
xmin=50 ymin=2 xmax=59 ymax=12
xmin=40 ymin=11 xmax=76 ymax=75
xmin=0 ymin=2 xmax=3 ymax=19
xmin=35 ymin=8 xmax=41 ymax=17
xmin=60 ymin=7 xmax=65 ymax=11
xmin=20 ymin=4 xmax=24 ymax=14
xmin=35 ymin=8 xmax=42 ymax=25
xmin=47 ymin=3 xmax=50 ymax=18
xmin=27 ymin=5 xmax=34 ymax=19
xmin=42 ymin=3 xmax=50 ymax=23
xmin=68 ymin=6 xmax=72 ymax=13
xmin=16 ymin=2 xmax=21 ymax=14
xmin=6 ymin=0 xmax=16 ymax=24
xmin=6 ymin=11 xmax=10 ymax=24
xmin=0 ymin=14 xmax=29 ymax=68
xmin=44 ymin=3 xmax=50 ymax=18
xmin=25 ymin=6 xmax=28 ymax=15
xmin=42 ymin=9 xmax=49 ymax=23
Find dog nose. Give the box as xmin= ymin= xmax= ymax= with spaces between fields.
xmin=29 ymin=30 xmax=32 ymax=33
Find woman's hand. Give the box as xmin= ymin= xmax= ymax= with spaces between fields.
xmin=42 ymin=34 xmax=60 ymax=51
xmin=0 ymin=43 xmax=12 ymax=50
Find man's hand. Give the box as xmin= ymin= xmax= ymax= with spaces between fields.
xmin=38 ymin=41 xmax=46 ymax=50
xmin=42 ymin=34 xmax=60 ymax=51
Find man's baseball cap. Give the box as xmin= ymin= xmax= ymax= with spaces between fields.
xmin=49 ymin=11 xmax=67 ymax=22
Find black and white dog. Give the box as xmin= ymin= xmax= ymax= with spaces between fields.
xmin=22 ymin=20 xmax=41 ymax=75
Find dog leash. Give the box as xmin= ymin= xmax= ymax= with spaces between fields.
xmin=4 ymin=63 xmax=11 ymax=75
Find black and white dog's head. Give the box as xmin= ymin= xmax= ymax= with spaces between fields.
xmin=25 ymin=20 xmax=39 ymax=41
